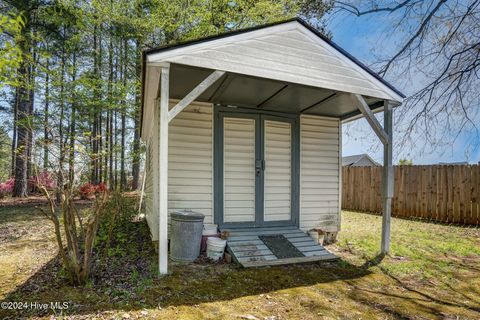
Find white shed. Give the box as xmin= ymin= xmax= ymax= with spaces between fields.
xmin=141 ymin=18 xmax=404 ymax=273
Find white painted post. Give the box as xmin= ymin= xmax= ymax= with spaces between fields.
xmin=381 ymin=101 xmax=393 ymax=254
xmin=158 ymin=64 xmax=170 ymax=275
xmin=338 ymin=120 xmax=342 ymax=231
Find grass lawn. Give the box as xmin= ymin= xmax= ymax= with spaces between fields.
xmin=0 ymin=201 xmax=479 ymax=319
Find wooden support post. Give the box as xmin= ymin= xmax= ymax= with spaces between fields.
xmin=158 ymin=64 xmax=170 ymax=275
xmin=353 ymin=94 xmax=396 ymax=254
xmin=381 ymin=101 xmax=393 ymax=254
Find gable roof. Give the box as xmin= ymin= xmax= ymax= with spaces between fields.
xmin=144 ymin=18 xmax=405 ymax=100
xmin=342 ymin=154 xmax=380 ymax=166
xmin=141 ymin=18 xmax=405 ymax=138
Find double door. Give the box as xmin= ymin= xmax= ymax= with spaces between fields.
xmin=215 ymin=110 xmax=298 ymax=228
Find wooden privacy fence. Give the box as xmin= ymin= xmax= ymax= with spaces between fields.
xmin=342 ymin=165 xmax=480 ymax=225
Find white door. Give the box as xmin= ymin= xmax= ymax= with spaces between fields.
xmin=264 ymin=120 xmax=292 ymax=221
xmin=223 ymin=117 xmax=256 ymax=223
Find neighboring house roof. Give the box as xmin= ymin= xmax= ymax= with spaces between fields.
xmin=438 ymin=161 xmax=468 ymax=165
xmin=342 ymin=154 xmax=381 ymax=166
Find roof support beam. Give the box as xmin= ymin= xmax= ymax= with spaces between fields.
xmin=207 ymin=74 xmax=231 ymax=101
xmin=352 ymin=94 xmax=389 ymax=145
xmin=381 ymin=101 xmax=394 ymax=255
xmin=257 ymin=84 xmax=288 ymax=108
xmin=300 ymin=93 xmax=336 ymax=113
xmin=168 ymin=70 xmax=226 ymax=122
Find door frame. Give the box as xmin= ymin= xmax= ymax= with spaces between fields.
xmin=213 ymin=105 xmax=300 ymax=228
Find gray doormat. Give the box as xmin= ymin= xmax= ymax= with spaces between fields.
xmin=259 ymin=234 xmax=305 ymax=259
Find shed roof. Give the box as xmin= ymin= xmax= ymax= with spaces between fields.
xmin=142 ymin=18 xmax=404 ymax=138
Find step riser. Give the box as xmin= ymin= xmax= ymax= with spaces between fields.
xmin=222 ymin=226 xmax=337 ymax=267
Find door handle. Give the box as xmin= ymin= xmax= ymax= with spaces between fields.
xmin=256 ymin=160 xmax=265 ymax=176
xmin=255 ymin=160 xmax=262 ymax=176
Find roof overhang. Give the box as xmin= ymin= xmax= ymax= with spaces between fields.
xmin=141 ymin=18 xmax=404 ymax=138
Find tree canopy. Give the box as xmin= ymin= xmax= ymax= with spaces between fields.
xmin=0 ymin=0 xmax=331 ymax=196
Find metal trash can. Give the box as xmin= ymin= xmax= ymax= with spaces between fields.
xmin=170 ymin=210 xmax=205 ymax=262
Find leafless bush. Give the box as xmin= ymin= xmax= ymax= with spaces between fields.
xmin=38 ymin=185 xmax=109 ymax=285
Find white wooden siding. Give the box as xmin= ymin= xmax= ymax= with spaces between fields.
xmin=264 ymin=120 xmax=291 ymax=221
xmin=223 ymin=117 xmax=256 ymax=222
xmin=169 ymin=102 xmax=213 ymax=225
xmin=147 ymin=21 xmax=401 ymax=102
xmin=146 ymin=101 xmax=214 ymax=241
xmin=300 ymin=115 xmax=340 ymax=232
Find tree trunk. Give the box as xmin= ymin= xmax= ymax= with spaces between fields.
xmin=26 ymin=34 xmax=37 ymax=181
xmin=11 ymin=86 xmax=18 ymax=177
xmin=44 ymin=58 xmax=50 ymax=170
xmin=120 ymin=38 xmax=127 ymax=190
xmin=91 ymin=25 xmax=102 ymax=185
xmin=107 ymin=31 xmax=113 ymax=188
xmin=13 ymin=13 xmax=33 ymax=197
xmin=91 ymin=26 xmax=98 ymax=184
xmin=56 ymin=33 xmax=66 ymax=203
xmin=131 ymin=38 xmax=142 ymax=190
xmin=68 ymin=53 xmax=77 ymax=184
xmin=98 ymin=33 xmax=103 ymax=184
xmin=14 ymin=62 xmax=31 ymax=197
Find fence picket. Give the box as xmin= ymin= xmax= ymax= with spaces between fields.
xmin=341 ymin=164 xmax=479 ymax=226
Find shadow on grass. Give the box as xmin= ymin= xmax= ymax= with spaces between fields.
xmin=0 ymin=202 xmax=92 ymax=225
xmin=1 ymin=220 xmax=372 ymax=318
xmin=360 ymin=252 xmax=385 ymax=268
xmin=0 ymin=206 xmax=46 ymax=224
xmin=344 ymin=256 xmax=480 ymax=318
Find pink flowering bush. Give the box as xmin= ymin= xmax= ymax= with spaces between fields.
xmin=79 ymin=183 xmax=96 ymax=200
xmin=29 ymin=171 xmax=57 ymax=192
xmin=79 ymin=182 xmax=107 ymax=200
xmin=0 ymin=178 xmax=15 ymax=198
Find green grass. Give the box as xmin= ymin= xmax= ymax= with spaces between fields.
xmin=339 ymin=211 xmax=480 ymax=280
xmin=0 ymin=203 xmax=479 ymax=319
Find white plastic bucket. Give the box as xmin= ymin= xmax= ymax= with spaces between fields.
xmin=206 ymin=237 xmax=227 ymax=260
xmin=203 ymin=224 xmax=218 ymax=236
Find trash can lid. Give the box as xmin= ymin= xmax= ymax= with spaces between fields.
xmin=171 ymin=210 xmax=205 ymax=222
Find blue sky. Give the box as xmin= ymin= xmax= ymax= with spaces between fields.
xmin=325 ymin=11 xmax=480 ymax=165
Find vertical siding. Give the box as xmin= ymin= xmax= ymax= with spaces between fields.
xmin=223 ymin=117 xmax=256 ymax=222
xmin=300 ymin=115 xmax=340 ymax=232
xmin=264 ymin=120 xmax=291 ymax=221
xmin=145 ymin=101 xmax=214 ymax=241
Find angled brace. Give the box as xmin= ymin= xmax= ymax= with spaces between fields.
xmin=168 ymin=70 xmax=226 ymax=122
xmin=351 ymin=94 xmax=389 ymax=145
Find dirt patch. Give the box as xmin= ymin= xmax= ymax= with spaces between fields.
xmin=0 ymin=223 xmax=30 ymax=243
xmin=0 ymin=195 xmax=96 ymax=208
